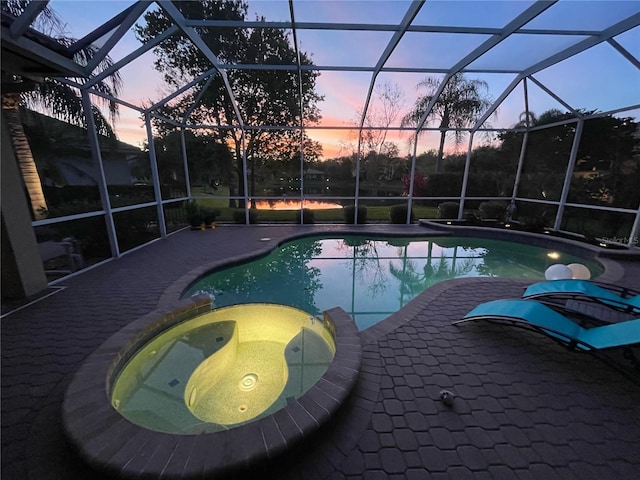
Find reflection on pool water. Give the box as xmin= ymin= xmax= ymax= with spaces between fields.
xmin=183 ymin=236 xmax=604 ymax=331
xmin=111 ymin=304 xmax=336 ymax=434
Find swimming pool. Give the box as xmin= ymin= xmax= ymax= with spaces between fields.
xmin=183 ymin=235 xmax=604 ymax=331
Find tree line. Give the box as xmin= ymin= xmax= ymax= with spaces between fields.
xmin=4 ymin=0 xmax=639 ymax=219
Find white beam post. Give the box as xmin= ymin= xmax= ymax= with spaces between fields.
xmin=554 ymin=119 xmax=584 ymax=231
xmin=80 ymin=90 xmax=120 ymax=257
xmin=145 ymin=114 xmax=168 ymax=237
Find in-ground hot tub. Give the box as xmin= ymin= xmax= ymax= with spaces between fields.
xmin=63 ymin=296 xmax=361 ymax=479
xmin=111 ymin=304 xmax=336 ymax=434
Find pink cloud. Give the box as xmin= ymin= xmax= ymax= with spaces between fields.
xmin=113 ymin=110 xmax=146 ymax=148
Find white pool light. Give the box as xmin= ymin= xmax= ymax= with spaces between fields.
xmin=545 ymin=264 xmax=572 ymax=280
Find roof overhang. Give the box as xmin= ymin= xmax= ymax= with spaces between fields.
xmin=1 ymin=11 xmax=87 ymax=86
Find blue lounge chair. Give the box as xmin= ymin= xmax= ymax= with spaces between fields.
xmin=454 ymin=299 xmax=640 ymax=351
xmin=523 ymin=280 xmax=640 ymax=315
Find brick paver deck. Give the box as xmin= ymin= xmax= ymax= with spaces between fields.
xmin=2 ymin=225 xmax=639 ymax=479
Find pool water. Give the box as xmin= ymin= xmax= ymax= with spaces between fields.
xmin=183 ymin=236 xmax=604 ymax=331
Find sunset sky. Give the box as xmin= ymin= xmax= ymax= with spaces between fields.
xmin=47 ymin=0 xmax=640 ymax=159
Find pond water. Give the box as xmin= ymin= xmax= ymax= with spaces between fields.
xmin=183 ymin=235 xmax=604 ymax=331
xmin=252 ymin=199 xmax=343 ymax=210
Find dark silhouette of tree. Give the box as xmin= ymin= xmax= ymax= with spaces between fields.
xmin=185 ymin=238 xmax=324 ymax=314
xmin=359 ymin=82 xmax=404 ymax=156
xmin=135 ymin=1 xmax=323 ymax=207
xmin=402 ymin=73 xmax=492 ymax=173
xmin=261 ymin=133 xmax=323 ymax=171
xmin=1 ymin=0 xmax=121 ymax=219
xmin=402 ymin=172 xmax=427 ymax=196
xmin=571 ymin=114 xmax=639 ymax=209
xmin=336 ymin=238 xmax=390 ymax=300
xmin=497 ymin=109 xmax=573 ymax=201
xmin=498 ymin=109 xmax=639 ymax=208
xmin=338 ymin=82 xmax=405 ymax=195
xmin=464 ymin=145 xmax=516 ymax=197
xmin=389 ymin=251 xmax=475 ymax=299
xmin=144 ymin=130 xmax=234 ymax=189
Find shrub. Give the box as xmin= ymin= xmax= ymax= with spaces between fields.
xmin=38 ymin=198 xmax=102 ymax=219
xmin=186 ymin=200 xmax=203 ymax=227
xmin=296 ymin=208 xmax=315 ymax=224
xmin=232 ymin=209 xmax=259 ymax=224
xmin=478 ymin=201 xmax=507 ymax=220
xmin=201 ymin=207 xmax=220 ymax=225
xmin=437 ymin=202 xmax=460 ymax=219
xmin=343 ymin=205 xmax=367 ymax=224
xmin=389 ymin=204 xmax=414 ymax=224
xmin=465 ymin=212 xmax=480 ymax=224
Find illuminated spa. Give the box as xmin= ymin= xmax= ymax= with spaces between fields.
xmin=111 ymin=304 xmax=336 ymax=434
xmin=63 ymin=295 xmax=360 ymax=478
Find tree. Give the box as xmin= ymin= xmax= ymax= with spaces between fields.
xmin=135 ymin=1 xmax=323 ymax=207
xmin=389 ymin=251 xmax=475 ymax=298
xmin=341 ymin=82 xmax=405 ymax=195
xmin=1 ymin=0 xmax=122 ymax=219
xmin=402 ymin=73 xmax=492 ymax=173
xmin=319 ymin=156 xmax=354 ymax=195
xmin=463 ymin=145 xmax=515 ymax=197
xmin=402 ymin=172 xmax=427 ymax=196
xmin=498 ymin=109 xmax=639 ymax=208
xmin=359 ymin=82 xmax=404 ymax=157
xmin=187 ymin=237 xmax=324 ymax=314
xmin=572 ymin=113 xmax=639 ymax=209
xmin=259 ymin=131 xmax=323 ymax=171
xmin=243 ymin=129 xmax=322 ymax=205
xmin=144 ymin=129 xmax=234 ymax=190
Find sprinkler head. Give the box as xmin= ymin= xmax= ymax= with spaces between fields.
xmin=439 ymin=389 xmax=455 ymax=407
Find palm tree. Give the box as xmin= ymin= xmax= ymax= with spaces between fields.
xmin=389 ymin=251 xmax=476 ymax=302
xmin=402 ymin=73 xmax=492 ymax=173
xmin=1 ymin=0 xmax=122 ymax=219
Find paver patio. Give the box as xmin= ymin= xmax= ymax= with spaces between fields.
xmin=2 ymin=225 xmax=639 ymax=479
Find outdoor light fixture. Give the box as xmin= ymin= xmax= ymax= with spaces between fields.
xmin=545 ymin=264 xmax=573 ymax=280
xmin=567 ymin=263 xmax=591 ymax=279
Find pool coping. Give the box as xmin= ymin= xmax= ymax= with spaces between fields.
xmin=62 ymin=296 xmax=362 ymax=479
